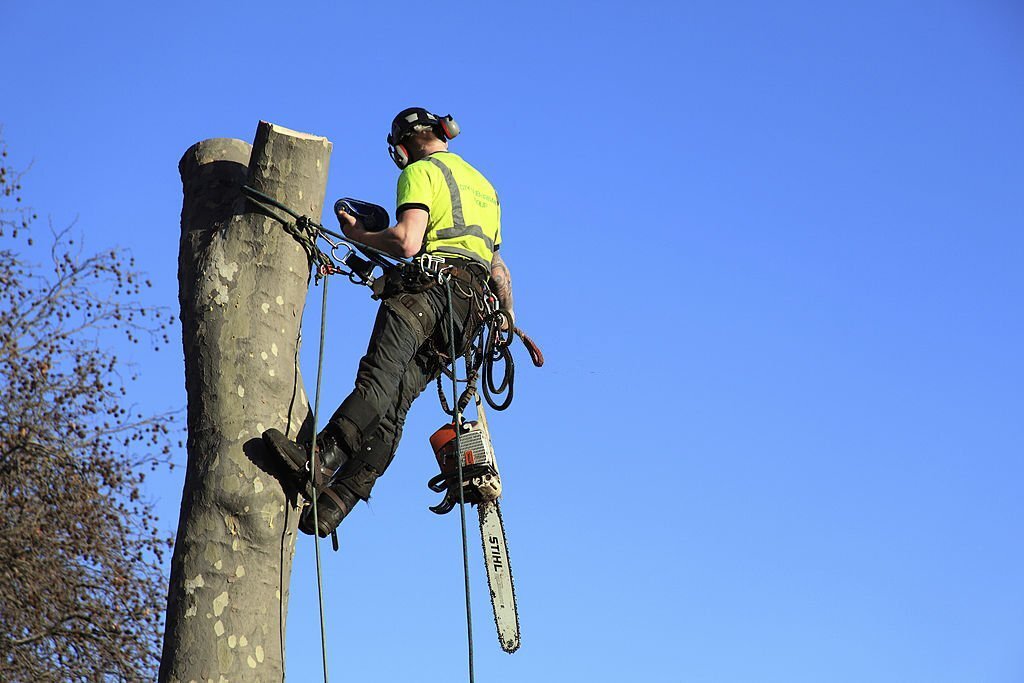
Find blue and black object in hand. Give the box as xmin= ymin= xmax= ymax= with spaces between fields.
xmin=334 ymin=198 xmax=391 ymax=233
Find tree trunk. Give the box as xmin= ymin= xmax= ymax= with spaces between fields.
xmin=160 ymin=122 xmax=332 ymax=682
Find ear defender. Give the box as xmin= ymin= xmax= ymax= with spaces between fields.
xmin=388 ymin=135 xmax=410 ymax=169
xmin=439 ymin=115 xmax=460 ymax=140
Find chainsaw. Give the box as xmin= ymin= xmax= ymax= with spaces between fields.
xmin=427 ymin=398 xmax=520 ymax=654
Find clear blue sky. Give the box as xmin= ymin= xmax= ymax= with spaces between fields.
xmin=4 ymin=1 xmax=1023 ymax=681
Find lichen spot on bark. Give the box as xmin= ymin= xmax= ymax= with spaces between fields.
xmin=261 ymin=303 xmax=270 ymax=314
xmin=214 ymin=620 xmax=224 ymax=637
xmin=261 ymin=501 xmax=281 ymax=529
xmin=212 ymin=591 xmax=230 ymax=617
xmin=217 ymin=260 xmax=239 ymax=282
xmin=184 ymin=574 xmax=205 ymax=594
xmin=254 ymin=478 xmax=264 ymax=493
xmin=271 ymin=343 xmax=279 ymax=357
xmin=237 ymin=385 xmax=245 ymax=398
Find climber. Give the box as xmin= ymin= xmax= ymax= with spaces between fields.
xmin=263 ymin=107 xmax=514 ymax=537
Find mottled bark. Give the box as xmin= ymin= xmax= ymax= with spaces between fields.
xmin=160 ymin=123 xmax=332 ymax=682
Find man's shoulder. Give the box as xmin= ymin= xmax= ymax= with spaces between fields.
xmin=436 ymin=153 xmax=494 ymax=186
xmin=407 ymin=153 xmax=496 ymax=194
xmin=439 ymin=152 xmax=476 ymax=170
xmin=405 ymin=153 xmax=473 ymax=180
xmin=401 ymin=157 xmax=439 ymax=175
xmin=397 ymin=158 xmax=445 ymax=193
xmin=426 ymin=152 xmax=477 ymax=172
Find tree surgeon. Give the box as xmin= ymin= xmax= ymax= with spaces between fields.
xmin=263 ymin=107 xmax=514 ymax=536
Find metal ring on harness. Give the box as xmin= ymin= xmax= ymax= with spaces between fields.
xmin=329 ymin=241 xmax=355 ymax=267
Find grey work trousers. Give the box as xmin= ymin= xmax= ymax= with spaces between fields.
xmin=327 ymin=276 xmax=478 ymax=480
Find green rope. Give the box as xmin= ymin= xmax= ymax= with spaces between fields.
xmin=445 ymin=278 xmax=476 ymax=683
xmin=308 ymin=276 xmax=332 ymax=683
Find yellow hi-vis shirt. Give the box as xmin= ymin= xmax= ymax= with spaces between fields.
xmin=396 ymin=151 xmax=501 ymax=266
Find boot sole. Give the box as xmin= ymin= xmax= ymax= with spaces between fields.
xmin=262 ymin=429 xmax=323 ymax=500
xmin=262 ymin=429 xmax=308 ymax=472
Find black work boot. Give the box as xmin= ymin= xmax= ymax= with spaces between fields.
xmin=298 ymin=459 xmax=380 ymax=537
xmin=262 ymin=427 xmax=349 ymax=500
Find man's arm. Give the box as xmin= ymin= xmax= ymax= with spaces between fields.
xmin=489 ymin=252 xmax=515 ymax=323
xmin=337 ymin=207 xmax=428 ymax=259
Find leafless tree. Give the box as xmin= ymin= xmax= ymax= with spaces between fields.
xmin=0 ymin=133 xmax=178 ymax=681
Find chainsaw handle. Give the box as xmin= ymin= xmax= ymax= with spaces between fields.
xmin=427 ymin=472 xmax=450 ymax=493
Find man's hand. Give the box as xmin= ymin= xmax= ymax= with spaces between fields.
xmin=336 ymin=206 xmax=428 ymax=259
xmin=336 ymin=207 xmax=366 ymax=241
xmin=499 ymin=308 xmax=515 ymax=332
xmin=489 ymin=252 xmax=515 ymax=330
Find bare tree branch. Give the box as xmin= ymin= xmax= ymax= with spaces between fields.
xmin=0 ymin=133 xmax=178 ymax=681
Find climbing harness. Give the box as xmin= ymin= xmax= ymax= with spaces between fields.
xmin=424 ymin=259 xmax=544 ymax=417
